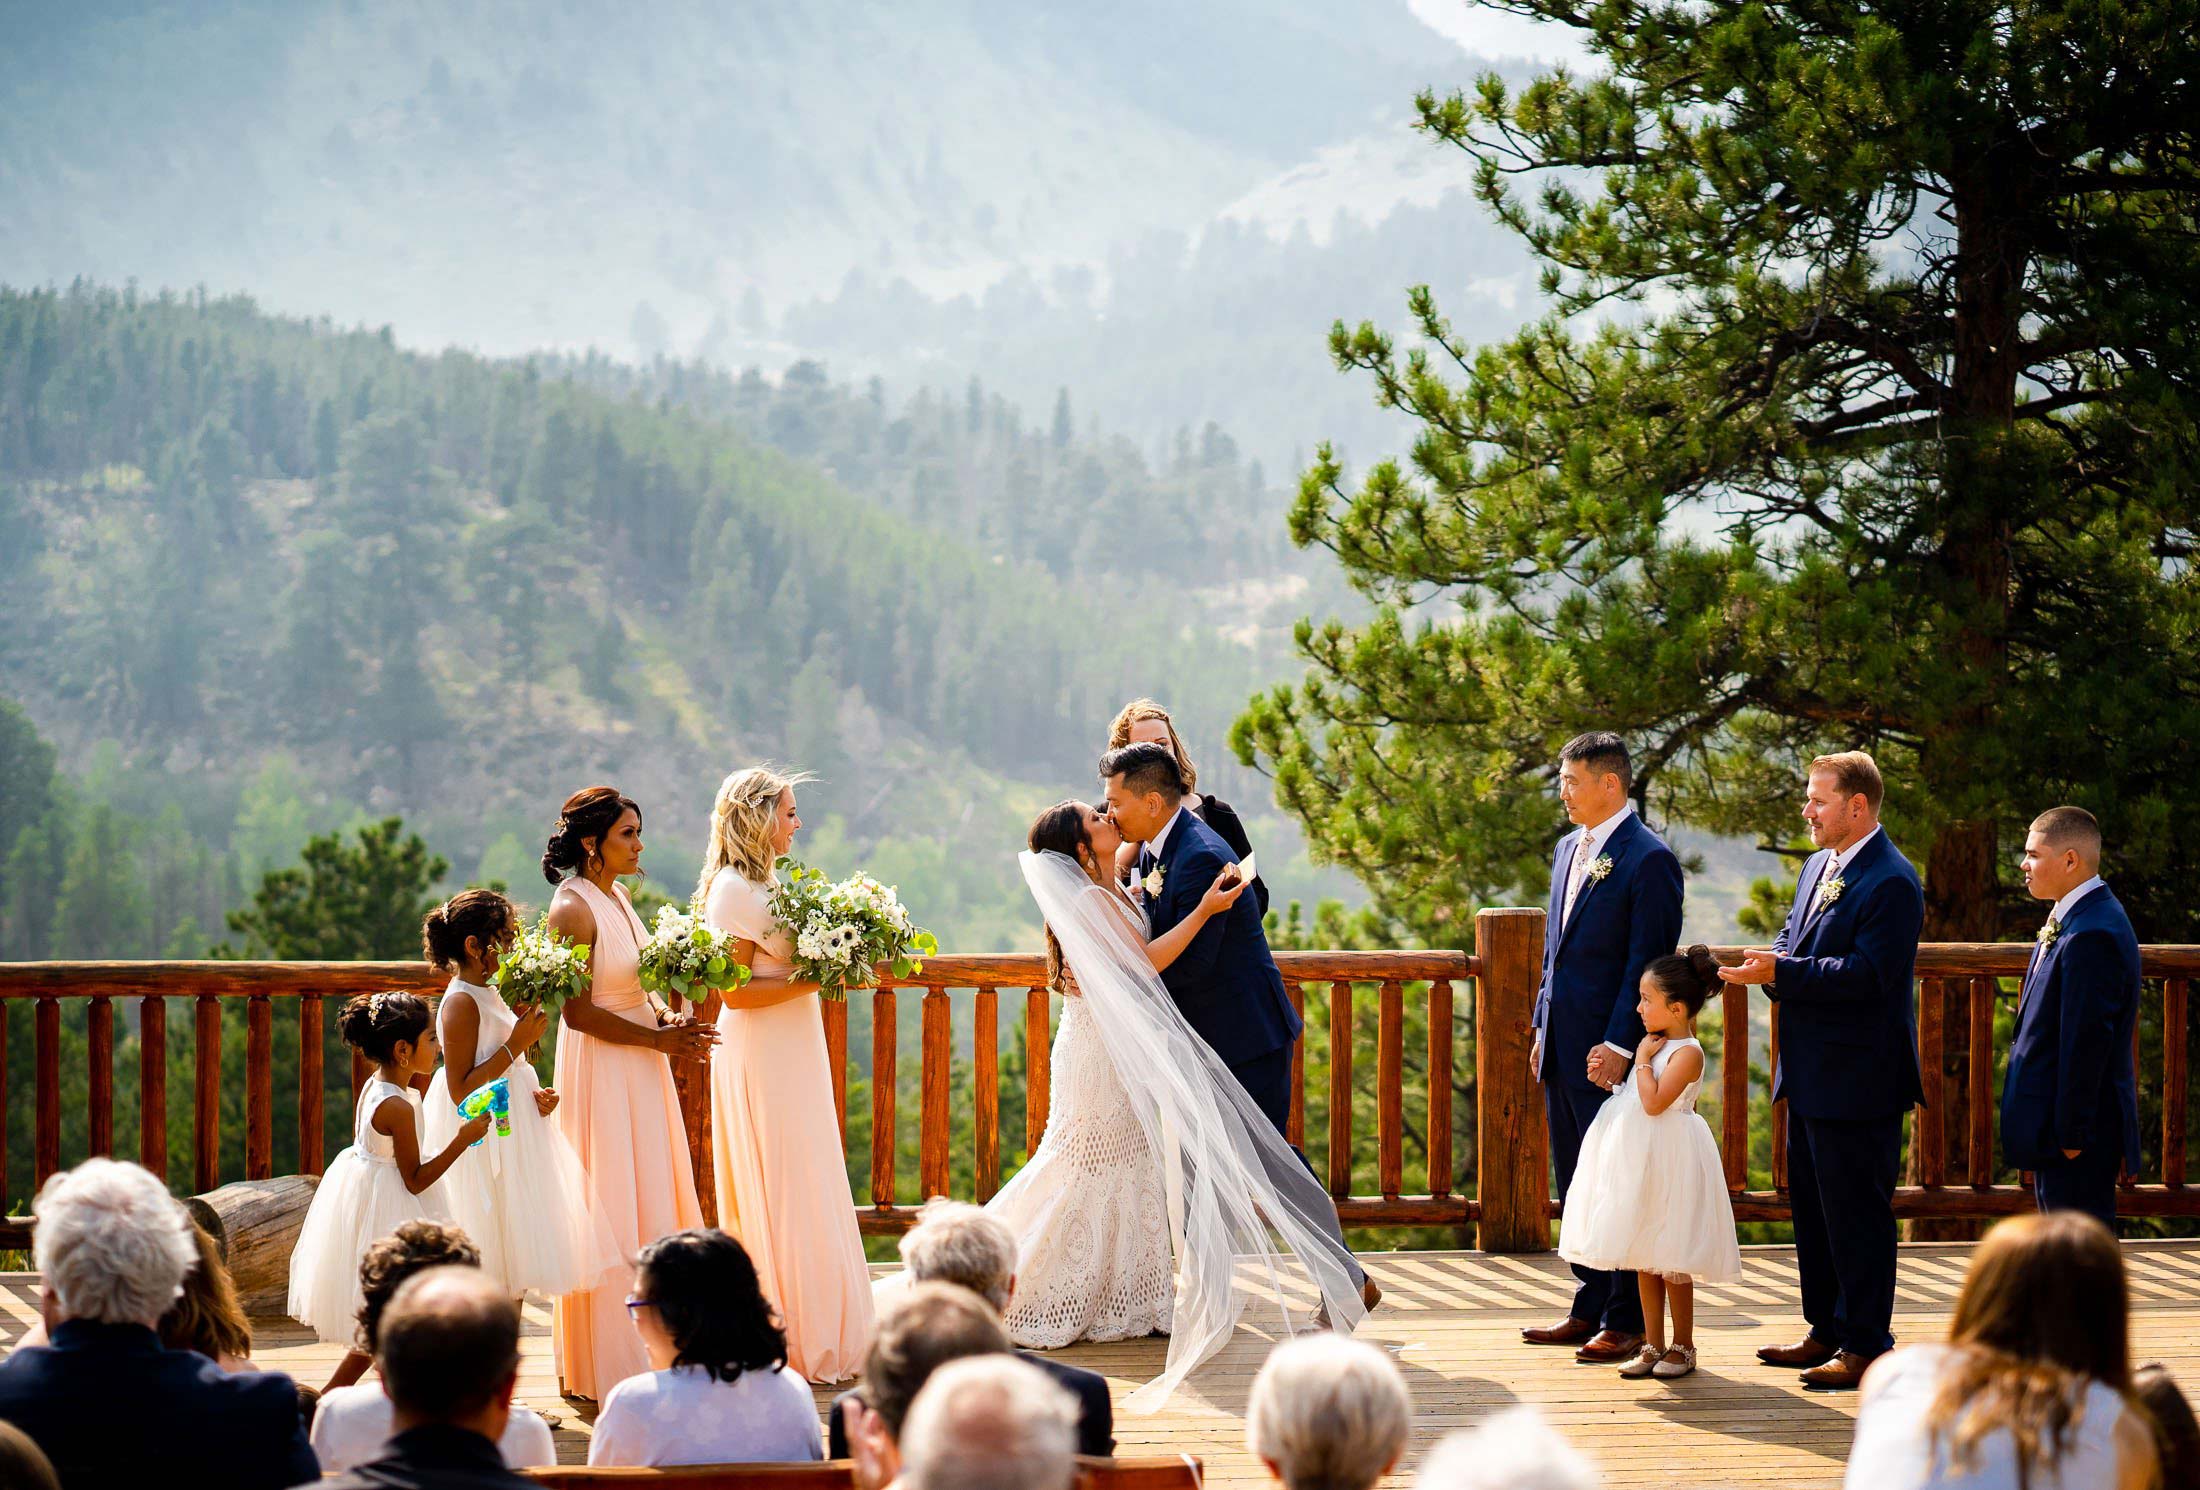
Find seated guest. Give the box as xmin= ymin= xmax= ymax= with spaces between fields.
xmin=588 ymin=1229 xmax=822 ymax=1466
xmin=842 ymin=1283 xmax=1013 ymax=1490
xmin=321 ymin=1267 xmax=531 ymax=1490
xmin=0 ymin=1423 xmax=61 ymax=1490
xmin=830 ymin=1200 xmax=1113 ymax=1457
xmin=1247 ymin=1335 xmax=1411 ymax=1490
xmin=14 ymin=1217 xmax=253 ymax=1371
xmin=897 ymin=1355 xmax=1078 ymax=1490
xmin=1415 ymin=1406 xmax=1598 ymax=1490
xmin=2135 ymin=1364 xmax=2199 ymax=1490
xmin=311 ymin=1222 xmax=556 ymax=1473
xmin=1846 ymin=1212 xmax=2157 ymax=1489
xmin=0 ymin=1159 xmax=318 ymax=1489
xmin=162 ymin=1219 xmax=255 ymax=1370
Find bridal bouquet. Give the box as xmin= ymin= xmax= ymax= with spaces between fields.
xmin=769 ymin=857 xmax=938 ymax=1002
xmin=637 ymin=901 xmax=753 ymax=1004
xmin=492 ymin=915 xmax=591 ymax=1017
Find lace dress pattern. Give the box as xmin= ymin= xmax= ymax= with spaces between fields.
xmin=992 ymin=896 xmax=1174 ymax=1348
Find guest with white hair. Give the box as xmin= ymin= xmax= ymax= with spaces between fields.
xmin=0 ymin=1159 xmax=319 ymax=1489
xmin=1415 ymin=1406 xmax=1599 ymax=1490
xmin=897 ymin=1355 xmax=1080 ymax=1490
xmin=834 ymin=1199 xmax=1113 ymax=1457
xmin=1247 ymin=1334 xmax=1411 ymax=1490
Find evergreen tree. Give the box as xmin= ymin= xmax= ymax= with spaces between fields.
xmin=218 ymin=817 xmax=448 ymax=960
xmin=1238 ymin=0 xmax=2200 ymax=945
xmin=52 ymin=804 xmax=149 ymax=957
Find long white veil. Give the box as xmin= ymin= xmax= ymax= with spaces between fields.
xmin=1018 ymin=849 xmax=1365 ymax=1410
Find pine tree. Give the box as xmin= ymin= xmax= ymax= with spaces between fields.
xmin=1238 ymin=0 xmax=2200 ymax=945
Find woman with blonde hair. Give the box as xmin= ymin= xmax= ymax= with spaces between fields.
xmin=695 ymin=765 xmax=874 ymax=1382
xmin=1106 ymin=699 xmax=1267 ymax=916
xmin=1845 ymin=1211 xmax=2157 ymax=1488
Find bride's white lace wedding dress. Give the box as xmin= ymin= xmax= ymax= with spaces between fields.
xmin=993 ymin=949 xmax=1176 ymax=1347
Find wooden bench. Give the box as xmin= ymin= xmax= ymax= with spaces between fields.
xmin=521 ymin=1455 xmax=1201 ymax=1488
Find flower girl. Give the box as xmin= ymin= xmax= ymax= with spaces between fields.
xmin=419 ymin=889 xmax=619 ymax=1297
xmin=1558 ymin=945 xmax=1742 ymax=1379
xmin=288 ymin=991 xmax=487 ymax=1384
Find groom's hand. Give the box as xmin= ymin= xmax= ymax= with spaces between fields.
xmin=1529 ymin=1034 xmax=1542 ymax=1081
xmin=1586 ymin=1044 xmax=1631 ymax=1090
xmin=1719 ymin=948 xmax=1778 ymax=986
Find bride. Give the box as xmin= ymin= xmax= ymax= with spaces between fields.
xmin=974 ymin=800 xmax=1366 ymax=1409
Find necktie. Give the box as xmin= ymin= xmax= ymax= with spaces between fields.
xmin=1137 ymin=845 xmax=1157 ymax=880
xmin=1561 ymin=836 xmax=1595 ymax=927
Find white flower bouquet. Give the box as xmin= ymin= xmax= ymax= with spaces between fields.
xmin=768 ymin=857 xmax=938 ymax=1002
xmin=492 ymin=915 xmax=591 ymax=1018
xmin=637 ymin=901 xmax=753 ymax=1005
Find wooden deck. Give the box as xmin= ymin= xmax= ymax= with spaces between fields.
xmin=7 ymin=1241 xmax=2198 ymax=1485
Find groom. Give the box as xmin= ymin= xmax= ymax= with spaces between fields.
xmin=1524 ymin=731 xmax=1682 ymax=1364
xmin=1099 ymin=741 xmax=1378 ymax=1312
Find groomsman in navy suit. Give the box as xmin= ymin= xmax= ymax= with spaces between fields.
xmin=1720 ymin=751 xmax=1923 ymax=1391
xmin=2002 ymin=806 xmax=2141 ymax=1229
xmin=1521 ymin=732 xmax=1683 ymax=1363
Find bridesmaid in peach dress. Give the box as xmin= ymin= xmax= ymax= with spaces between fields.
xmin=696 ymin=767 xmax=874 ymax=1382
xmin=541 ymin=786 xmax=718 ymax=1400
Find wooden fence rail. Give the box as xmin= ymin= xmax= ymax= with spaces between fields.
xmin=2 ymin=913 xmax=2194 ymax=1252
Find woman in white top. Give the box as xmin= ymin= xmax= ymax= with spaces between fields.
xmin=588 ymin=1229 xmax=823 ymax=1467
xmin=309 ymin=1219 xmax=556 ymax=1473
xmin=1845 ymin=1212 xmax=2156 ymax=1489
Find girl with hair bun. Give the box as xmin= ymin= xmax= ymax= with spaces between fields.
xmin=1557 ymin=945 xmax=1741 ymax=1380
xmin=419 ymin=888 xmax=620 ymax=1302
xmin=539 ymin=785 xmax=713 ymax=1401
xmin=288 ymin=991 xmax=489 ymax=1384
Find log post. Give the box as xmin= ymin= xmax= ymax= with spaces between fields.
xmin=185 ymin=1175 xmax=318 ymax=1316
xmin=1474 ymin=907 xmax=1549 ymax=1251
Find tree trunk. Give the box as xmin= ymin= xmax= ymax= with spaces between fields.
xmin=185 ymin=1174 xmax=318 ymax=1316
xmin=1907 ymin=168 xmax=2026 ymax=1241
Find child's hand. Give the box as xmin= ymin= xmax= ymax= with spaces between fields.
xmin=1636 ymin=1032 xmax=1667 ymax=1065
xmin=511 ymin=1003 xmax=550 ymax=1051
xmin=459 ymin=1110 xmax=494 ymax=1144
xmin=534 ymin=1088 xmax=559 ymax=1117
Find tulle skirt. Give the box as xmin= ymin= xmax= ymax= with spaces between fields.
xmin=423 ymin=1061 xmax=622 ymax=1297
xmin=287 ymin=1148 xmax=454 ymax=1345
xmin=1557 ymin=1085 xmax=1742 ymax=1283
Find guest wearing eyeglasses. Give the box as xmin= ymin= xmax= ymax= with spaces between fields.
xmin=586 ymin=1230 xmax=824 ymax=1467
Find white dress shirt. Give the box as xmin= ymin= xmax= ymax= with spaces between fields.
xmin=310 ymin=1383 xmax=556 ymax=1472
xmin=1145 ymin=805 xmax=1188 ymax=865
xmin=2047 ymin=874 xmax=2105 ymax=928
xmin=1560 ymin=804 xmax=1637 ymax=1063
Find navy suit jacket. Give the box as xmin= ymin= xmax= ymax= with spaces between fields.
xmin=1533 ymin=812 xmax=1685 ymax=1092
xmin=2000 ymin=882 xmax=2142 ymax=1173
xmin=828 ymin=1350 xmax=1114 ymax=1459
xmin=1769 ymin=831 xmax=1927 ymax=1121
xmin=0 ymin=1320 xmax=318 ymax=1490
xmin=1145 ymin=808 xmax=1301 ymax=1066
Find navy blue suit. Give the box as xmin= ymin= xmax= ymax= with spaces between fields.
xmin=0 ymin=1320 xmax=319 ymax=1490
xmin=1146 ymin=808 xmax=1302 ymax=1113
xmin=1534 ymin=811 xmax=1683 ymax=1333
xmin=1770 ymin=830 xmax=1925 ymax=1359
xmin=2000 ymin=881 xmax=2141 ymax=1228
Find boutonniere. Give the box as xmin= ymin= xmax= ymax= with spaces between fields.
xmin=1142 ymin=865 xmax=1166 ymax=897
xmin=1586 ymin=855 xmax=1614 ymax=883
xmin=1815 ymin=872 xmax=1846 ymax=908
xmin=2037 ymin=918 xmax=2062 ymax=951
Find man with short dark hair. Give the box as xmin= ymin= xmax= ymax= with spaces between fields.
xmin=321 ymin=1267 xmax=530 ymax=1489
xmin=1522 ymin=731 xmax=1682 ymax=1363
xmin=2003 ymin=805 xmax=2141 ymax=1228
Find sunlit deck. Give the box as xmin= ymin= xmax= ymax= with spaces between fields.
xmin=9 ymin=1240 xmax=2197 ymax=1486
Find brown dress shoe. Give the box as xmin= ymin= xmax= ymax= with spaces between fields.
xmin=1575 ymin=1329 xmax=1648 ymax=1363
xmin=1757 ymin=1333 xmax=1839 ymax=1368
xmin=1800 ymin=1351 xmax=1874 ymax=1391
xmin=1521 ymin=1317 xmax=1597 ymax=1346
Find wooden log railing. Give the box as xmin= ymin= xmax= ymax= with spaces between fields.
xmin=2 ymin=912 xmax=2195 ymax=1254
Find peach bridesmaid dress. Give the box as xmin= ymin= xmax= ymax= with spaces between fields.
xmin=552 ymin=877 xmax=704 ymax=1400
xmin=704 ymin=868 xmax=874 ymax=1382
